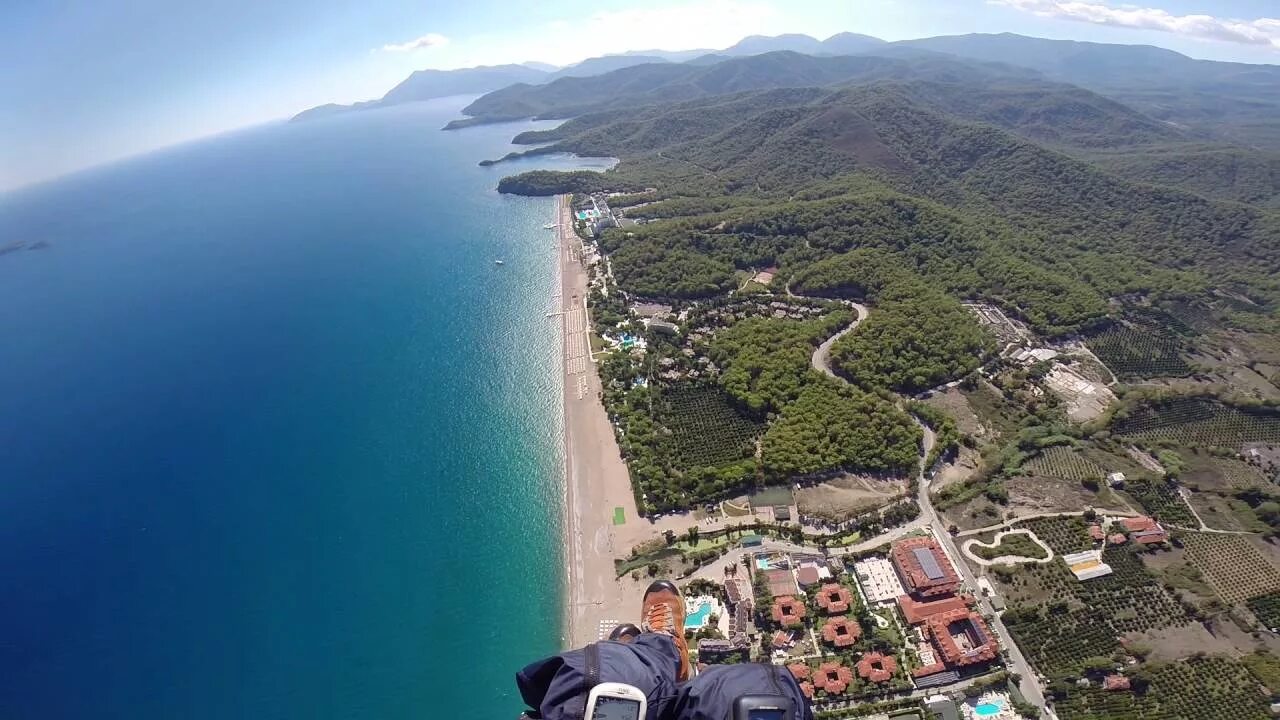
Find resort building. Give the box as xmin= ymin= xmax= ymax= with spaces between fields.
xmin=891 ymin=537 xmax=961 ymax=599
xmin=646 ymin=318 xmax=679 ymax=335
xmin=771 ymin=596 xmax=807 ymax=628
xmin=898 ymin=594 xmax=972 ymax=625
xmin=856 ymin=652 xmax=897 ymax=683
xmin=796 ymin=565 xmax=821 ymax=588
xmin=854 ymin=557 xmax=907 ymax=604
xmin=816 ymin=583 xmax=853 ymax=615
xmin=821 ymin=616 xmax=861 ymax=648
xmin=787 ymin=663 xmax=815 ymax=699
xmin=697 ymin=638 xmax=744 ymax=663
xmin=922 ymin=609 xmax=999 ymax=669
xmin=926 ymin=696 xmax=960 ymax=720
xmin=813 ymin=662 xmax=853 ymax=695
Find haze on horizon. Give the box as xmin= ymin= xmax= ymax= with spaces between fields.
xmin=3 ymin=0 xmax=1279 ymax=193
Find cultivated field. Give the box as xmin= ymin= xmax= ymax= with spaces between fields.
xmin=1015 ymin=516 xmax=1095 ymax=555
xmin=1024 ymin=446 xmax=1104 ymax=482
xmin=1123 ymin=479 xmax=1198 ymax=527
xmin=1087 ymin=325 xmax=1190 ymax=379
xmin=658 ymin=385 xmax=762 ymax=469
xmin=1054 ymin=656 xmax=1270 ymax=720
xmin=1247 ymin=591 xmax=1280 ymax=630
xmin=1113 ymin=397 xmax=1280 ymax=448
xmin=1002 ymin=548 xmax=1188 ymax=676
xmin=1183 ymin=533 xmax=1280 ymax=605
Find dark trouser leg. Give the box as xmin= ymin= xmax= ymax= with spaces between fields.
xmin=516 ymin=634 xmax=682 ymax=720
xmin=668 ymin=664 xmax=814 ymax=720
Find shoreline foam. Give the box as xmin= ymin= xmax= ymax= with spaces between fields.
xmin=554 ymin=194 xmax=646 ymax=648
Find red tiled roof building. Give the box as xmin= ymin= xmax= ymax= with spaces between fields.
xmin=799 ymin=682 xmax=813 ymax=699
xmin=897 ymin=594 xmax=972 ymax=625
xmin=1103 ymin=674 xmax=1131 ymax=691
xmin=891 ymin=537 xmax=961 ymax=599
xmin=1121 ymin=516 xmax=1158 ymax=533
xmin=922 ymin=609 xmax=999 ymax=668
xmin=817 ymin=583 xmax=853 ymax=615
xmin=856 ymin=652 xmax=898 ymax=683
xmin=1109 ymin=533 xmax=1128 ymax=545
xmin=813 ymin=662 xmax=854 ymax=695
xmin=1133 ymin=529 xmax=1168 ymax=545
xmin=787 ymin=663 xmax=811 ymax=681
xmin=796 ymin=566 xmax=821 ymax=587
xmin=771 ymin=596 xmax=806 ymax=628
xmin=821 ymin=616 xmax=861 ymax=648
xmin=1088 ymin=524 xmax=1105 ymax=541
xmin=771 ymin=630 xmax=794 ymax=649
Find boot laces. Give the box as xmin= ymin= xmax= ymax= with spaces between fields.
xmin=645 ymin=601 xmax=674 ymax=635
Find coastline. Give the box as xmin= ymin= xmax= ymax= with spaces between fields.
xmin=554 ymin=194 xmax=645 ymax=648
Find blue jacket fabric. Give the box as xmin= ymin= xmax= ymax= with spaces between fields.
xmin=669 ymin=664 xmax=814 ymax=720
xmin=516 ymin=634 xmax=813 ymax=720
xmin=516 ymin=634 xmax=681 ymax=720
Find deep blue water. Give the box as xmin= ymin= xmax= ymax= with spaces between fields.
xmin=0 ymin=98 xmax=608 ymax=719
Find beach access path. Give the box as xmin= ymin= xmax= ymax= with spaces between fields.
xmin=556 ymin=195 xmax=649 ymax=648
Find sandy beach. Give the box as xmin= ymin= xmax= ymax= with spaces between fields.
xmin=555 ymin=194 xmax=649 ymax=649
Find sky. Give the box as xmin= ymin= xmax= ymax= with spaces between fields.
xmin=2 ymin=0 xmax=1279 ymax=192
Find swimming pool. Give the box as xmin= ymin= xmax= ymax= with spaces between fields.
xmin=684 ymin=601 xmax=713 ymax=629
xmin=756 ymin=558 xmax=771 ymax=570
xmin=974 ymin=701 xmax=1004 ymax=717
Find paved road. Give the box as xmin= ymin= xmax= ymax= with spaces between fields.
xmin=808 ymin=309 xmax=1052 ymax=717
xmin=919 ymin=473 xmax=1049 ymax=714
xmin=811 ymin=302 xmax=868 ymax=377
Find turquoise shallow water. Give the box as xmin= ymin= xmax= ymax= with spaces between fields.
xmin=0 ymin=98 xmax=607 ymax=719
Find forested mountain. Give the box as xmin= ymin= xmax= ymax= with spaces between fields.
xmin=455 ymin=51 xmax=1044 ymax=125
xmin=1089 ymin=145 xmax=1280 ymax=209
xmin=548 ymin=55 xmax=670 ymax=79
xmin=896 ymin=33 xmax=1280 ymax=150
xmin=495 ymin=77 xmax=1280 ymax=336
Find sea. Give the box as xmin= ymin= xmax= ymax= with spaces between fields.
xmin=0 ymin=97 xmax=611 ymax=719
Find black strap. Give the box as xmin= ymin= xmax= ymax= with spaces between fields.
xmin=583 ymin=642 xmax=601 ymax=692
xmin=575 ymin=642 xmax=602 ymax=720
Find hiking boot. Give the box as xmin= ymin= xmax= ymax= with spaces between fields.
xmin=608 ymin=623 xmax=641 ymax=643
xmin=641 ymin=580 xmax=690 ymax=681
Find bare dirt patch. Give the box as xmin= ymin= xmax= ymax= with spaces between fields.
xmin=1005 ymin=476 xmax=1129 ymax=515
xmin=924 ymin=388 xmax=990 ymax=441
xmin=1186 ymin=491 xmax=1264 ymax=532
xmin=1184 ymin=455 xmax=1268 ymax=493
xmin=942 ymin=496 xmax=1009 ymax=532
xmin=933 ymin=445 xmax=980 ymax=491
xmin=1123 ymin=623 xmax=1241 ymax=662
xmin=1043 ymin=364 xmax=1116 ymax=423
xmin=795 ymin=474 xmax=907 ymax=523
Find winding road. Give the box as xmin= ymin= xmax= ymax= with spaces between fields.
xmin=807 ymin=307 xmax=1052 ymax=717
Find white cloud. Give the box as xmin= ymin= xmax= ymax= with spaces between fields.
xmin=990 ymin=0 xmax=1280 ymax=49
xmin=380 ymin=33 xmax=450 ymax=53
